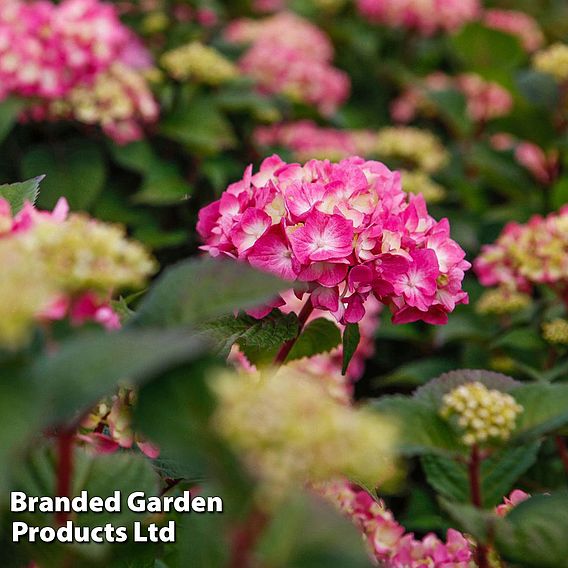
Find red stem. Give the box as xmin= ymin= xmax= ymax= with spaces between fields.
xmin=229 ymin=509 xmax=269 ymax=568
xmin=273 ymin=297 xmax=314 ymax=365
xmin=468 ymin=445 xmax=489 ymax=568
xmin=55 ymin=429 xmax=74 ymax=526
xmin=555 ymin=436 xmax=568 ymax=477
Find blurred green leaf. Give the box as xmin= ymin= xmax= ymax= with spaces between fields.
xmin=22 ymin=140 xmax=106 ymax=210
xmin=0 ymin=98 xmax=26 ymax=143
xmin=372 ymin=397 xmax=463 ymax=456
xmin=0 ymin=176 xmax=43 ymax=213
xmin=133 ymin=163 xmax=192 ymax=206
xmin=131 ymin=258 xmax=290 ymax=328
xmin=551 ymin=177 xmax=568 ymax=209
xmin=517 ymin=70 xmax=560 ymax=110
xmin=33 ymin=329 xmax=206 ymax=424
xmin=451 ymin=23 xmax=525 ymax=74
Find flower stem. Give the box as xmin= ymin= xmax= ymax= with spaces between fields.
xmin=55 ymin=428 xmax=75 ymax=526
xmin=468 ymin=445 xmax=489 ymax=568
xmin=273 ymin=297 xmax=314 ymax=365
xmin=555 ymin=435 xmax=568 ymax=477
xmin=229 ymin=508 xmax=269 ymax=568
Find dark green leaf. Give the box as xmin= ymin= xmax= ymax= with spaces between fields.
xmin=341 ymin=323 xmax=360 ymax=376
xmin=517 ymin=70 xmax=560 ymax=110
xmin=287 ymin=318 xmax=341 ymax=363
xmin=0 ymin=98 xmax=27 ymax=143
xmin=22 ymin=140 xmax=106 ymax=210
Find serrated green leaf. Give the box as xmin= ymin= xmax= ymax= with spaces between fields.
xmin=0 ymin=176 xmax=43 ymax=214
xmin=422 ymin=444 xmax=539 ymax=507
xmin=202 ymin=310 xmax=299 ymax=363
xmin=131 ymin=258 xmax=290 ymax=328
xmin=287 ymin=318 xmax=341 ymax=363
xmin=372 ymin=397 xmax=463 ymax=456
xmin=341 ymin=323 xmax=360 ymax=375
xmin=494 ymin=492 xmax=568 ymax=567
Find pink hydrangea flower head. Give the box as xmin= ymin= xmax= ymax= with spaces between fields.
xmin=356 ymin=0 xmax=480 ymax=36
xmin=198 ymin=155 xmax=470 ymax=326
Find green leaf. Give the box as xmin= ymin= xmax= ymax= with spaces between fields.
xmin=22 ymin=140 xmax=106 ymax=210
xmin=440 ymin=499 xmax=495 ymax=543
xmin=287 ymin=318 xmax=341 ymax=363
xmin=0 ymin=176 xmax=43 ymax=214
xmin=257 ymin=493 xmax=373 ymax=568
xmin=422 ymin=444 xmax=539 ymax=507
xmin=108 ymin=140 xmax=156 ymax=174
xmin=341 ymin=323 xmax=360 ymax=375
xmin=202 ymin=310 xmax=299 ymax=363
xmin=131 ymin=258 xmax=290 ymax=328
xmin=512 ymin=384 xmax=568 ymax=442
xmin=133 ymin=162 xmax=192 ymax=206
xmin=160 ymin=98 xmax=235 ymax=155
xmin=451 ymin=23 xmax=525 ymax=74
xmin=0 ymin=97 xmax=27 ymax=143
xmin=372 ymin=397 xmax=463 ymax=456
xmin=33 ymin=328 xmax=206 ymax=424
xmin=426 ymin=89 xmax=472 ymax=137
xmin=494 ymin=492 xmax=568 ymax=567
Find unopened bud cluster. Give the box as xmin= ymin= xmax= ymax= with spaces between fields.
xmin=161 ymin=41 xmax=238 ymax=85
xmin=440 ymin=382 xmax=523 ymax=446
xmin=211 ymin=367 xmax=397 ymax=502
xmin=476 ymin=288 xmax=531 ymax=315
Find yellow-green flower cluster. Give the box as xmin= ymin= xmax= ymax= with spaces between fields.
xmin=0 ymin=240 xmax=55 ymax=348
xmin=401 ymin=170 xmax=446 ymax=203
xmin=161 ymin=42 xmax=238 ymax=85
xmin=476 ymin=288 xmax=531 ymax=315
xmin=542 ymin=318 xmax=568 ymax=345
xmin=375 ymin=127 xmax=449 ymax=174
xmin=533 ymin=43 xmax=568 ymax=82
xmin=440 ymin=382 xmax=523 ymax=446
xmin=211 ymin=367 xmax=397 ymax=503
xmin=19 ymin=214 xmax=157 ymax=294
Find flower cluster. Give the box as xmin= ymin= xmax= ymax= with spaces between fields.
xmin=198 ymin=155 xmax=469 ymax=326
xmin=483 ymin=9 xmax=544 ymax=53
xmin=211 ymin=367 xmax=397 ymax=502
xmin=533 ymin=43 xmax=568 ymax=82
xmin=254 ymin=121 xmax=376 ymax=162
xmin=474 ymin=206 xmax=568 ymax=296
xmin=400 ymin=170 xmax=445 ymax=204
xmin=542 ymin=319 xmax=568 ymax=345
xmin=318 ymin=481 xmax=473 ymax=567
xmin=0 ymin=197 xmax=155 ymax=347
xmin=476 ymin=288 xmax=531 ymax=315
xmin=375 ymin=127 xmax=449 ymax=174
xmin=225 ymin=13 xmax=350 ymax=115
xmin=392 ymin=72 xmax=513 ymax=124
xmin=160 ymin=41 xmax=238 ymax=85
xmin=27 ymin=63 xmax=159 ymax=144
xmin=0 ymin=0 xmax=157 ymax=142
xmin=355 ymin=0 xmax=480 ymax=36
xmin=440 ymin=381 xmax=523 ymax=446
xmin=79 ymin=388 xmax=159 ymax=458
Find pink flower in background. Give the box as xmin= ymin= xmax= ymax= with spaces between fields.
xmin=515 ymin=142 xmax=559 ymax=185
xmin=317 ymin=481 xmax=473 ymax=567
xmin=0 ymin=0 xmax=157 ymax=142
xmin=484 ymin=9 xmax=544 ymax=53
xmin=496 ymin=489 xmax=530 ymax=516
xmin=392 ymin=72 xmax=513 ymax=124
xmin=226 ymin=13 xmax=350 ymax=115
xmin=198 ymin=155 xmax=469 ymax=326
xmin=356 ymin=0 xmax=480 ymax=36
